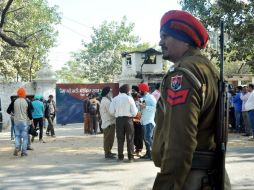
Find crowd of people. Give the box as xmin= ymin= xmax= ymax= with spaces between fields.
xmin=83 ymin=82 xmax=254 ymax=163
xmin=83 ymin=83 xmax=160 ymax=162
xmin=7 ymin=87 xmax=56 ymax=157
xmin=7 ymin=83 xmax=160 ymax=160
xmin=229 ymin=84 xmax=254 ymax=140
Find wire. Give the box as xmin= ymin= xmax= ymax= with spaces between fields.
xmin=48 ymin=51 xmax=74 ymax=54
xmin=63 ymin=16 xmax=92 ymax=29
xmin=60 ymin=24 xmax=90 ymax=39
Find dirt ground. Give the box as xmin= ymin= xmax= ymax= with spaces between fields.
xmin=0 ymin=124 xmax=158 ymax=190
xmin=0 ymin=124 xmax=254 ymax=190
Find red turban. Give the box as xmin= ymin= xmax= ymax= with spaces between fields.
xmin=160 ymin=10 xmax=209 ymax=49
xmin=17 ymin=87 xmax=26 ymax=98
xmin=138 ymin=83 xmax=149 ymax=92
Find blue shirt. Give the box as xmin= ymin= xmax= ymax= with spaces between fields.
xmin=140 ymin=93 xmax=156 ymax=126
xmin=233 ymin=92 xmax=242 ymax=112
xmin=32 ymin=100 xmax=44 ymax=119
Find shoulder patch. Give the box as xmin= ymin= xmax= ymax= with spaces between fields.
xmin=166 ymin=89 xmax=190 ymax=106
xmin=171 ymin=75 xmax=183 ymax=91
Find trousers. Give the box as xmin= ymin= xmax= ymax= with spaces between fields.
xmin=116 ymin=117 xmax=134 ymax=159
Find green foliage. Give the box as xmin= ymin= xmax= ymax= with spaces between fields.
xmin=179 ymin=0 xmax=254 ymax=74
xmin=57 ymin=17 xmax=150 ymax=83
xmin=0 ymin=0 xmax=61 ymax=82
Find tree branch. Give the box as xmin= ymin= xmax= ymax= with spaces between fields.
xmin=0 ymin=0 xmax=14 ymax=28
xmin=5 ymin=29 xmax=44 ymax=41
xmin=246 ymin=60 xmax=254 ymax=66
xmin=6 ymin=7 xmax=24 ymax=14
xmin=23 ymin=29 xmax=44 ymax=41
xmin=3 ymin=30 xmax=23 ymax=38
xmin=0 ymin=1 xmax=30 ymax=47
xmin=237 ymin=62 xmax=245 ymax=74
xmin=0 ymin=31 xmax=28 ymax=47
xmin=238 ymin=60 xmax=254 ymax=73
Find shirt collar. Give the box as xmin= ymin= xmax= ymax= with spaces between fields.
xmin=174 ymin=48 xmax=201 ymax=67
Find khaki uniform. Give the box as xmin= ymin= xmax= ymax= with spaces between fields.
xmin=152 ymin=48 xmax=231 ymax=190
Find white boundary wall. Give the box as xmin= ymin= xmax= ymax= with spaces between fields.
xmin=0 ymin=79 xmax=56 ymax=129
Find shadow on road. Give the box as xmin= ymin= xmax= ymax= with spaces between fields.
xmin=0 ymin=124 xmax=157 ymax=190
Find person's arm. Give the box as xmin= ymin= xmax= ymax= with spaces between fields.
xmin=240 ymin=93 xmax=249 ymax=101
xmin=97 ymin=101 xmax=100 ymax=114
xmin=7 ymin=100 xmax=14 ymax=115
xmin=153 ymin=70 xmax=204 ymax=190
xmin=53 ymin=100 xmax=56 ymax=113
xmin=105 ymin=99 xmax=112 ymax=113
xmin=233 ymin=93 xmax=240 ymax=103
xmin=87 ymin=101 xmax=91 ymax=114
xmin=109 ymin=99 xmax=115 ymax=116
xmin=44 ymin=102 xmax=49 ymax=118
xmin=41 ymin=102 xmax=45 ymax=115
xmin=129 ymin=97 xmax=138 ymax=117
xmin=84 ymin=100 xmax=89 ymax=113
xmin=232 ymin=95 xmax=236 ymax=103
xmin=27 ymin=100 xmax=33 ymax=120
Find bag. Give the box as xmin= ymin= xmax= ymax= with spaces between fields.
xmin=29 ymin=125 xmax=38 ymax=137
xmin=89 ymin=102 xmax=97 ymax=115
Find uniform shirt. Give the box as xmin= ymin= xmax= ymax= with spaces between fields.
xmin=109 ymin=93 xmax=138 ymax=118
xmin=13 ymin=98 xmax=29 ymax=122
xmin=140 ymin=93 xmax=156 ymax=126
xmin=240 ymin=92 xmax=250 ymax=112
xmin=152 ymin=48 xmax=219 ymax=189
xmin=152 ymin=89 xmax=161 ymax=102
xmin=100 ymin=97 xmax=115 ymax=129
xmin=245 ymin=91 xmax=254 ymax=111
xmin=32 ymin=99 xmax=44 ymax=119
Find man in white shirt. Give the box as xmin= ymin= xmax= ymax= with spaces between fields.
xmin=244 ymin=84 xmax=254 ymax=140
xmin=240 ymin=86 xmax=251 ymax=136
xmin=100 ymin=86 xmax=116 ymax=159
xmin=109 ymin=84 xmax=138 ymax=162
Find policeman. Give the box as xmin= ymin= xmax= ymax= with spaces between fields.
xmin=152 ymin=10 xmax=231 ymax=190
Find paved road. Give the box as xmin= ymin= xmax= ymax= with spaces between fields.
xmin=0 ymin=124 xmax=253 ymax=190
xmin=226 ymin=135 xmax=254 ymax=190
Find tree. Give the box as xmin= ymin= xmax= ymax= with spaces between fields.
xmin=0 ymin=0 xmax=28 ymax=47
xmin=57 ymin=17 xmax=150 ymax=83
xmin=0 ymin=0 xmax=61 ymax=82
xmin=179 ymin=0 xmax=254 ymax=73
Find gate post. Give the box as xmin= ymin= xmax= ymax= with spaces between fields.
xmin=33 ymin=63 xmax=57 ymax=101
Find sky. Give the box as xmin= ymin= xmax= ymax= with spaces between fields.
xmin=47 ymin=0 xmax=181 ymax=71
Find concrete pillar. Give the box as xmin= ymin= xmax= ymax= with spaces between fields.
xmin=238 ymin=80 xmax=242 ymax=86
xmin=33 ymin=63 xmax=56 ymax=101
xmin=33 ymin=64 xmax=56 ymax=125
xmin=252 ymin=77 xmax=254 ymax=84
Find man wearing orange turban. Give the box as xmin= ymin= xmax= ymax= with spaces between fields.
xmin=7 ymin=87 xmax=33 ymax=157
xmin=17 ymin=87 xmax=26 ymax=98
xmin=152 ymin=10 xmax=231 ymax=189
xmin=138 ymin=83 xmax=156 ymax=160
